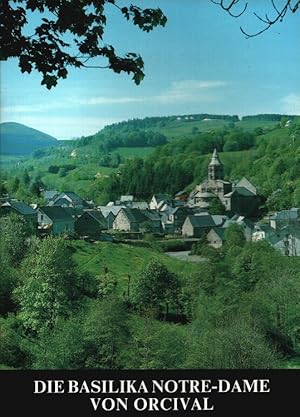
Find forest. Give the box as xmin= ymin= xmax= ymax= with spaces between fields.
xmin=1 ymin=214 xmax=299 ymax=369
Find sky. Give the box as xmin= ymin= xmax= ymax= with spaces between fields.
xmin=1 ymin=0 xmax=300 ymax=140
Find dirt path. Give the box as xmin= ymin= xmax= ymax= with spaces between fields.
xmin=165 ymin=251 xmax=206 ymax=263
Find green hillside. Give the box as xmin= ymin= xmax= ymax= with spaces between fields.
xmin=72 ymin=240 xmax=200 ymax=291
xmin=102 ymin=118 xmax=300 ymax=210
xmin=0 ymin=122 xmax=58 ymax=155
xmin=1 ymin=114 xmax=299 ymax=208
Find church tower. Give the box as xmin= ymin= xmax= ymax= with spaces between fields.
xmin=208 ymin=148 xmax=224 ymax=180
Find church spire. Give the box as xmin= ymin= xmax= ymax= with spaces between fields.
xmin=208 ymin=148 xmax=224 ymax=180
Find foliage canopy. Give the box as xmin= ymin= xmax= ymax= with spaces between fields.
xmin=0 ymin=0 xmax=167 ymax=88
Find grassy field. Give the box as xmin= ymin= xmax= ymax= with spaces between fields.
xmin=149 ymin=119 xmax=230 ymax=140
xmin=142 ymin=119 xmax=279 ymax=141
xmin=111 ymin=146 xmax=155 ymax=158
xmin=72 ymin=240 xmax=200 ymax=292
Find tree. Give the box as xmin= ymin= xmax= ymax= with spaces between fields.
xmin=0 ymin=0 xmax=167 ymax=89
xmin=211 ymin=0 xmax=300 ymax=38
xmin=224 ymin=223 xmax=246 ymax=253
xmin=83 ymin=297 xmax=130 ymax=368
xmin=0 ymin=315 xmax=29 ymax=369
xmin=0 ymin=212 xmax=34 ymax=266
xmin=208 ymin=197 xmax=226 ymax=214
xmin=186 ymin=318 xmax=279 ymax=369
xmin=128 ymin=316 xmax=186 ymax=369
xmin=0 ymin=259 xmax=19 ymax=315
xmin=132 ymin=259 xmax=181 ymax=318
xmin=14 ymin=236 xmax=97 ymax=334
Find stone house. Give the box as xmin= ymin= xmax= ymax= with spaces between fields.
xmin=182 ymin=213 xmax=216 ymax=237
xmin=38 ymin=206 xmax=75 ymax=235
xmin=98 ymin=205 xmax=124 ymax=228
xmin=113 ymin=208 xmax=161 ymax=233
xmin=207 ymin=228 xmax=226 ymax=248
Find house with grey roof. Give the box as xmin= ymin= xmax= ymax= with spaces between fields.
xmin=142 ymin=209 xmax=162 ymax=233
xmin=223 ymin=215 xmax=254 ymax=241
xmin=149 ymin=194 xmax=173 ymax=211
xmin=252 ymin=224 xmax=300 ymax=256
xmin=269 ymin=208 xmax=299 ymax=230
xmin=43 ymin=190 xmax=59 ymax=203
xmin=182 ymin=213 xmax=216 ymax=237
xmin=113 ymin=208 xmax=161 ymax=233
xmin=48 ymin=191 xmax=92 ymax=209
xmin=207 ymin=228 xmax=226 ymax=248
xmin=0 ymin=200 xmax=37 ymax=226
xmin=75 ymin=210 xmax=108 ymax=238
xmin=38 ymin=206 xmax=75 ymax=235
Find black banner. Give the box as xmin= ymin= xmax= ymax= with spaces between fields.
xmin=0 ymin=369 xmax=298 ymax=416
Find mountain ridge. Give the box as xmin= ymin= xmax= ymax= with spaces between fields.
xmin=0 ymin=122 xmax=58 ymax=155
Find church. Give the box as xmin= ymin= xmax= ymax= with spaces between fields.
xmin=188 ymin=149 xmax=259 ymax=216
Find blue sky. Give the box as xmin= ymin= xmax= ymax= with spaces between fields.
xmin=1 ymin=0 xmax=299 ymax=139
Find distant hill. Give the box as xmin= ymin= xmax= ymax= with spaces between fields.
xmin=0 ymin=122 xmax=58 ymax=155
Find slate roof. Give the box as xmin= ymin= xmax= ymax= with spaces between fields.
xmin=98 ymin=205 xmax=124 ymax=217
xmin=43 ymin=190 xmax=59 ymax=201
xmin=235 ymin=177 xmax=257 ymax=195
xmin=270 ymin=208 xmax=299 ymax=221
xmin=52 ymin=191 xmax=89 ymax=206
xmin=224 ymin=187 xmax=255 ymax=198
xmin=223 ymin=217 xmax=254 ymax=230
xmin=120 ymin=195 xmax=134 ymax=202
xmin=187 ymin=214 xmax=215 ymax=228
xmin=85 ymin=210 xmax=107 ymax=226
xmin=209 ymin=227 xmax=226 ymax=240
xmin=1 ymin=201 xmax=36 ymax=215
xmin=131 ymin=201 xmax=149 ymax=210
xmin=142 ymin=209 xmax=161 ymax=221
xmin=153 ymin=194 xmax=172 ymax=203
xmin=211 ymin=215 xmax=228 ymax=226
xmin=121 ymin=208 xmax=148 ymax=223
xmin=39 ymin=206 xmax=74 ymax=222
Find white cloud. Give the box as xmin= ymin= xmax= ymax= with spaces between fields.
xmin=281 ymin=93 xmax=300 ymax=114
xmin=170 ymin=80 xmax=228 ymax=90
xmin=76 ymin=96 xmax=144 ymax=105
xmin=155 ymin=79 xmax=229 ymax=104
xmin=1 ymin=102 xmax=71 ymax=114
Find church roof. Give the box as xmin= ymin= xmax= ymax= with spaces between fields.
xmin=235 ymin=177 xmax=257 ymax=195
xmin=208 ymin=148 xmax=222 ymax=166
xmin=194 ymin=191 xmax=216 ymax=198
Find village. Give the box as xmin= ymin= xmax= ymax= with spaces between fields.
xmin=1 ymin=149 xmax=299 ymax=257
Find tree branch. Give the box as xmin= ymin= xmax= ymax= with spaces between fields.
xmin=212 ymin=0 xmax=299 ymax=38
xmin=210 ymin=0 xmax=248 ymax=18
